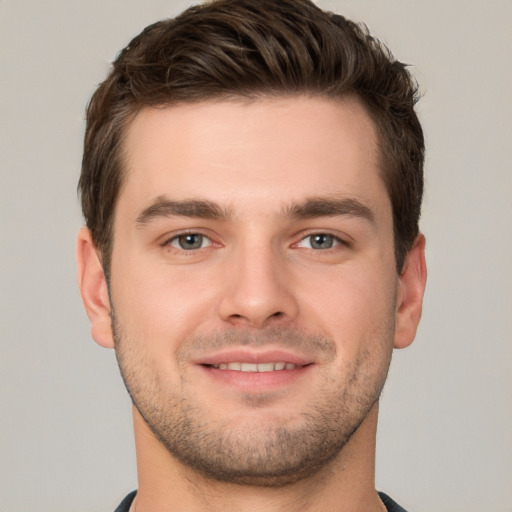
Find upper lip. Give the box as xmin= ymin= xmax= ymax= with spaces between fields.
xmin=194 ymin=348 xmax=314 ymax=367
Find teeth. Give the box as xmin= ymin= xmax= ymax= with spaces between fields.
xmin=211 ymin=362 xmax=297 ymax=372
xmin=256 ymin=363 xmax=275 ymax=372
xmin=241 ymin=363 xmax=258 ymax=372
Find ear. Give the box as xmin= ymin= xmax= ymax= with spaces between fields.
xmin=76 ymin=227 xmax=114 ymax=349
xmin=393 ymin=234 xmax=427 ymax=349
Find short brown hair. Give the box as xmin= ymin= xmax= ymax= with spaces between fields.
xmin=79 ymin=0 xmax=424 ymax=276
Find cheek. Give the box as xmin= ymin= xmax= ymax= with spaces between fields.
xmin=110 ymin=258 xmax=220 ymax=347
xmin=299 ymin=262 xmax=397 ymax=351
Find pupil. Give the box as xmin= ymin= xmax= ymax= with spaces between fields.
xmin=179 ymin=234 xmax=202 ymax=249
xmin=311 ymin=234 xmax=333 ymax=249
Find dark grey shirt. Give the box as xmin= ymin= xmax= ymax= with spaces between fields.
xmin=114 ymin=490 xmax=408 ymax=511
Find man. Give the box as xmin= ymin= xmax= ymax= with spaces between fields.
xmin=76 ymin=0 xmax=427 ymax=510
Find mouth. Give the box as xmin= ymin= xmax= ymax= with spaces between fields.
xmin=195 ymin=349 xmax=314 ymax=391
xmin=205 ymin=362 xmax=302 ymax=372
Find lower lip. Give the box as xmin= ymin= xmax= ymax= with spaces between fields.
xmin=198 ymin=365 xmax=312 ymax=391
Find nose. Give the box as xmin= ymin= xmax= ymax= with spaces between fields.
xmin=218 ymin=242 xmax=299 ymax=328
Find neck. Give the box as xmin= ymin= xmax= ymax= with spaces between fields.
xmin=132 ymin=403 xmax=385 ymax=512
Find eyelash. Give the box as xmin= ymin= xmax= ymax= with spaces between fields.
xmin=161 ymin=231 xmax=348 ymax=253
xmin=294 ymin=233 xmax=347 ymax=250
xmin=162 ymin=232 xmax=216 ymax=252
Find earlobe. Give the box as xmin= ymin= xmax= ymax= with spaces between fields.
xmin=393 ymin=234 xmax=427 ymax=349
xmin=76 ymin=227 xmax=114 ymax=349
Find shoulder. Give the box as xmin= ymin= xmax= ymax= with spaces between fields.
xmin=114 ymin=490 xmax=137 ymax=512
xmin=379 ymin=492 xmax=409 ymax=512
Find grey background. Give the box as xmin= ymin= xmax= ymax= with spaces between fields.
xmin=1 ymin=1 xmax=511 ymax=511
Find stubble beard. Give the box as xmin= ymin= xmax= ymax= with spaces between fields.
xmin=113 ymin=319 xmax=393 ymax=487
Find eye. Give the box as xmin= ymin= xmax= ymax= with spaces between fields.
xmin=297 ymin=233 xmax=341 ymax=250
xmin=168 ymin=233 xmax=211 ymax=250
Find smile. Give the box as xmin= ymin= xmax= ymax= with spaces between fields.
xmin=208 ymin=362 xmax=299 ymax=372
xmin=198 ymin=356 xmax=314 ymax=390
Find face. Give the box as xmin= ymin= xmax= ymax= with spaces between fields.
xmin=107 ymin=96 xmax=402 ymax=485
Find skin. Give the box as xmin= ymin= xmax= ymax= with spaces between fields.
xmin=77 ymin=96 xmax=426 ymax=512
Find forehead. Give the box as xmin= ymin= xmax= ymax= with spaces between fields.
xmin=118 ymin=96 xmax=387 ymax=219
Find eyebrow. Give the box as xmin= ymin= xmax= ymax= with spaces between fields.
xmin=135 ymin=195 xmax=375 ymax=226
xmin=136 ymin=196 xmax=231 ymax=226
xmin=283 ymin=196 xmax=375 ymax=224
